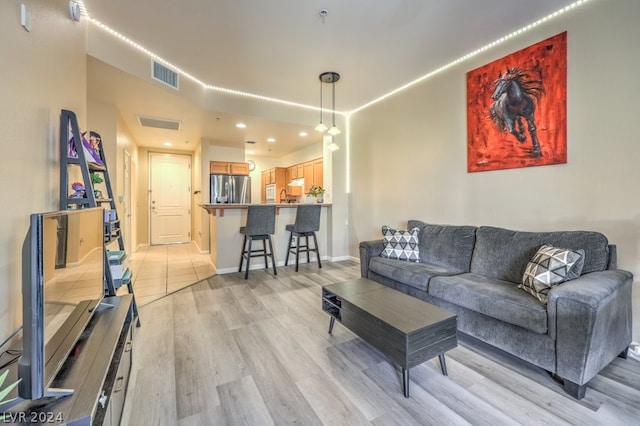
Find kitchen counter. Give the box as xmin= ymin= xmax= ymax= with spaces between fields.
xmin=200 ymin=203 xmax=331 ymax=273
xmin=201 ymin=202 xmax=331 ymax=217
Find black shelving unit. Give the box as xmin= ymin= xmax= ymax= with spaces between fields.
xmin=59 ymin=109 xmax=139 ymax=325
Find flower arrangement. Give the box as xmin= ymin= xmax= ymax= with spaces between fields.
xmin=308 ymin=185 xmax=326 ymax=197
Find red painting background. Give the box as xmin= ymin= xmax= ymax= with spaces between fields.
xmin=467 ymin=32 xmax=567 ymax=172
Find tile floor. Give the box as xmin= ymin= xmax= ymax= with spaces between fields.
xmin=116 ymin=243 xmax=216 ymax=306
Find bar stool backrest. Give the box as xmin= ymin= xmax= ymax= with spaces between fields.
xmin=293 ymin=204 xmax=321 ymax=233
xmin=245 ymin=205 xmax=276 ymax=236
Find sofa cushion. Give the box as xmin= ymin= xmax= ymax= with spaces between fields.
xmin=368 ymin=257 xmax=460 ymax=291
xmin=380 ymin=226 xmax=420 ymax=262
xmin=429 ymin=273 xmax=548 ymax=334
xmin=407 ymin=220 xmax=477 ymax=272
xmin=520 ymin=245 xmax=585 ymax=304
xmin=470 ymin=226 xmax=609 ymax=284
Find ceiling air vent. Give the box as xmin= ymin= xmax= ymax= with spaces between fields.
xmin=151 ymin=60 xmax=179 ymax=90
xmin=138 ymin=115 xmax=181 ymax=131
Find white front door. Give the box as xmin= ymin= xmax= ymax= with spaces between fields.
xmin=149 ymin=153 xmax=191 ymax=245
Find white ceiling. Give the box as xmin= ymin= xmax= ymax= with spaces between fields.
xmin=83 ymin=0 xmax=578 ymax=156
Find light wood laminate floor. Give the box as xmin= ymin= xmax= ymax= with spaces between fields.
xmin=121 ymin=261 xmax=640 ymax=425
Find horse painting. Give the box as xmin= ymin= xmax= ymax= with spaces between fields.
xmin=490 ymin=68 xmax=545 ymax=158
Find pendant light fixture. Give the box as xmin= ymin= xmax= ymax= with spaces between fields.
xmin=316 ymin=72 xmax=341 ymax=136
xmin=324 ymin=134 xmax=339 ymax=152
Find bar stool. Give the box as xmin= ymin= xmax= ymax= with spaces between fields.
xmin=239 ymin=205 xmax=277 ymax=279
xmin=284 ymin=204 xmax=322 ymax=272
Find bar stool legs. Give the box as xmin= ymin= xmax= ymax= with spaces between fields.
xmin=284 ymin=204 xmax=322 ymax=272
xmin=285 ymin=231 xmax=322 ymax=272
xmin=239 ymin=234 xmax=277 ymax=279
xmin=238 ymin=205 xmax=277 ymax=279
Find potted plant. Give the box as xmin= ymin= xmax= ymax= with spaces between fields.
xmin=0 ymin=369 xmax=20 ymax=418
xmin=90 ymin=172 xmax=103 ymax=184
xmin=308 ymin=185 xmax=326 ymax=203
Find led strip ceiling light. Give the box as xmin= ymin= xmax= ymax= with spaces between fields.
xmin=80 ymin=0 xmax=590 ymax=115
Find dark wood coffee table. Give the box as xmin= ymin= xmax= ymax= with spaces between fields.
xmin=322 ymin=278 xmax=457 ymax=397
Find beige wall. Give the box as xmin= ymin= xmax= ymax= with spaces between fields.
xmin=348 ymin=0 xmax=640 ymax=341
xmin=116 ymin=112 xmax=139 ymax=252
xmin=0 ymin=0 xmax=87 ymax=344
xmin=192 ymin=142 xmax=204 ymax=251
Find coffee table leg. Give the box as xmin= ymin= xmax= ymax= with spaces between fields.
xmin=328 ymin=316 xmax=335 ymax=334
xmin=439 ymin=354 xmax=448 ymax=376
xmin=402 ymin=368 xmax=410 ymax=398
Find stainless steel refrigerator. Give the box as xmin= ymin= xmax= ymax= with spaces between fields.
xmin=210 ymin=174 xmax=251 ymax=203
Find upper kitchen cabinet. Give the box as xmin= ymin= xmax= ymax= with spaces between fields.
xmin=313 ymin=158 xmax=323 ymax=188
xmin=210 ymin=161 xmax=249 ymax=176
xmin=261 ymin=167 xmax=287 ymax=203
xmin=288 ymin=164 xmax=304 ymax=180
xmin=303 ymin=161 xmax=314 ymax=194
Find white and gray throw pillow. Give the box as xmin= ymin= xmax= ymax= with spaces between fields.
xmin=520 ymin=244 xmax=585 ymax=304
xmin=380 ymin=226 xmax=420 ymax=262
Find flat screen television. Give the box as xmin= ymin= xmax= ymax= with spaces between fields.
xmin=18 ymin=207 xmax=105 ymax=401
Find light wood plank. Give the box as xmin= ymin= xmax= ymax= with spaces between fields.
xmin=216 ymin=376 xmax=275 ymax=425
xmin=297 ymin=372 xmax=371 ymax=425
xmin=409 ymin=364 xmax=521 ymax=426
xmin=256 ymin=318 xmax=322 ymax=382
xmin=231 ymin=323 xmax=324 ymax=425
xmin=364 ymin=361 xmax=471 ymax=426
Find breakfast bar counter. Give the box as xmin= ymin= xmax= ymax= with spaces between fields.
xmin=201 ymin=203 xmax=331 ymax=274
xmin=202 ymin=202 xmax=331 ymax=217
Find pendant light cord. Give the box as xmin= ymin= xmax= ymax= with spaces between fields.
xmin=319 ymin=81 xmax=323 ymax=123
xmin=332 ymin=79 xmax=336 ymax=127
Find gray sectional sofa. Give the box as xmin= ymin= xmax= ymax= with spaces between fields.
xmin=359 ymin=220 xmax=633 ymax=399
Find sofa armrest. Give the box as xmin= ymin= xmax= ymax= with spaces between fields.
xmin=547 ymin=269 xmax=633 ymax=385
xmin=359 ymin=239 xmax=384 ymax=278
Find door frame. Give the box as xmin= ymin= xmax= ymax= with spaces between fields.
xmin=148 ymin=151 xmax=192 ymax=245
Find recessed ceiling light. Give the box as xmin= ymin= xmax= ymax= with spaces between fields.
xmin=299 ymin=131 xmax=308 ymax=137
xmin=163 ymin=142 xmax=172 ymax=146
xmin=236 ymin=122 xmax=247 ymax=129
xmin=267 ymin=137 xmax=276 ymax=143
xmin=246 ymin=150 xmax=255 ymax=155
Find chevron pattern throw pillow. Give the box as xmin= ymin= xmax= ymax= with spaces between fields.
xmin=520 ymin=244 xmax=585 ymax=304
xmin=380 ymin=226 xmax=420 ymax=262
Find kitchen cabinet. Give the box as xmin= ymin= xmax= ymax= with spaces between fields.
xmin=230 ymin=162 xmax=249 ymax=175
xmin=288 ymin=164 xmax=303 ymax=180
xmin=313 ymin=158 xmax=324 ymax=188
xmin=210 ymin=161 xmax=249 ymax=175
xmin=261 ymin=158 xmax=324 ymax=202
xmin=261 ymin=167 xmax=287 ymax=203
xmin=261 ymin=171 xmax=269 ymax=202
xmin=284 ymin=158 xmax=324 ymax=196
xmin=303 ymin=161 xmax=314 ymax=194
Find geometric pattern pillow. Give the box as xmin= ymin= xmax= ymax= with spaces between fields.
xmin=380 ymin=226 xmax=420 ymax=262
xmin=519 ymin=244 xmax=585 ymax=304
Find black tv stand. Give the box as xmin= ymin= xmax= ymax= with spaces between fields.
xmin=3 ymin=295 xmax=133 ymax=425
